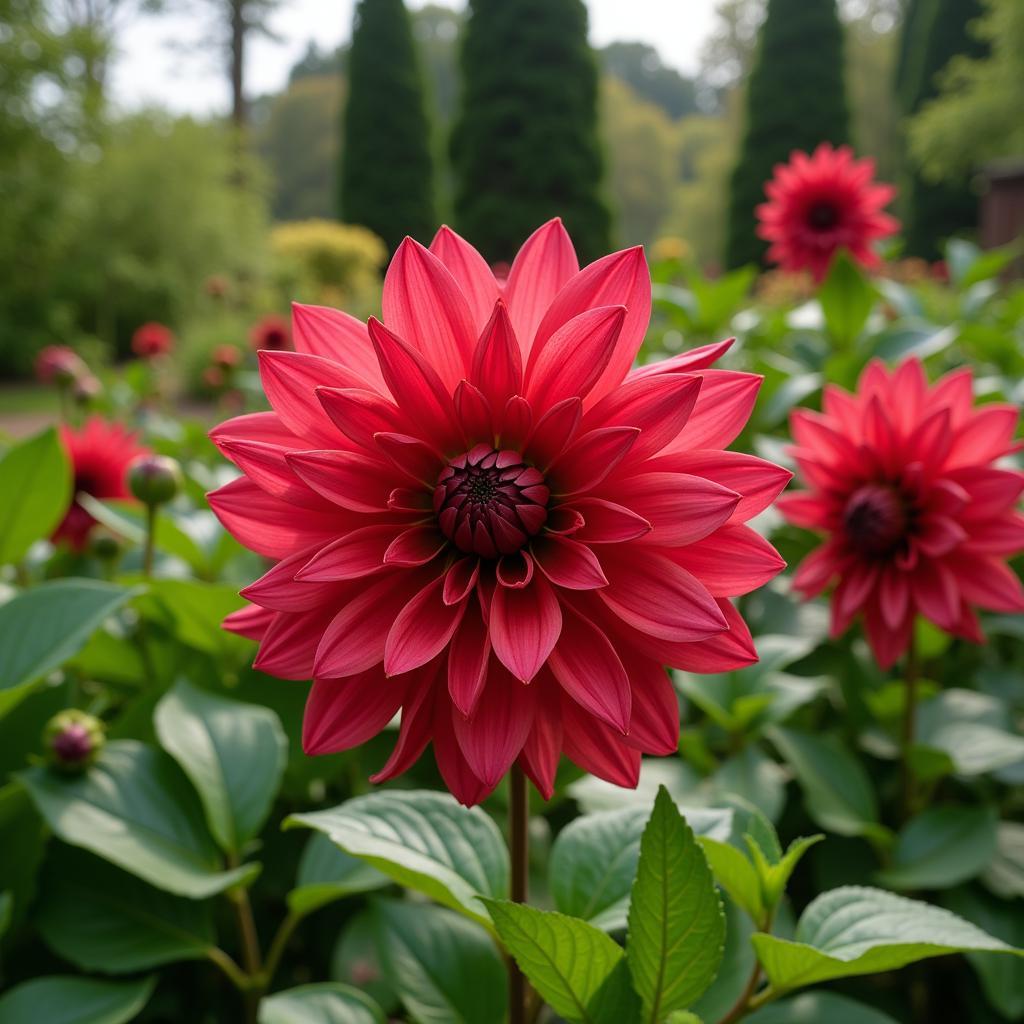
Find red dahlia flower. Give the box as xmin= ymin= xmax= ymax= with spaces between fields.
xmin=131 ymin=322 xmax=175 ymax=359
xmin=35 ymin=345 xmax=86 ymax=385
xmin=756 ymin=143 xmax=898 ymax=282
xmin=250 ymin=314 xmax=292 ymax=352
xmin=209 ymin=220 xmax=789 ymax=805
xmin=55 ymin=418 xmax=150 ymax=549
xmin=778 ymin=358 xmax=1024 ymax=668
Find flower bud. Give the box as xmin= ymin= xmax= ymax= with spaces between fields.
xmin=44 ymin=709 xmax=105 ymax=773
xmin=127 ymin=453 xmax=183 ymax=506
xmin=89 ymin=526 xmax=121 ymax=561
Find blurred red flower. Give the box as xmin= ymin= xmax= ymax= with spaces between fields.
xmin=250 ymin=314 xmax=291 ymax=352
xmin=35 ymin=345 xmax=86 ymax=385
xmin=131 ymin=322 xmax=175 ymax=359
xmin=756 ymin=143 xmax=898 ymax=282
xmin=212 ymin=345 xmax=242 ymax=370
xmin=210 ymin=220 xmax=789 ymax=804
xmin=778 ymin=358 xmax=1024 ymax=668
xmin=55 ymin=418 xmax=150 ymax=550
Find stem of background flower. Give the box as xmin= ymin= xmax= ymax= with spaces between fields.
xmin=205 ymin=947 xmax=251 ymax=991
xmin=509 ymin=764 xmax=529 ymax=1024
xmin=715 ymin=962 xmax=762 ymax=1024
xmin=262 ymin=910 xmax=302 ymax=988
xmin=226 ymin=858 xmax=264 ymax=1024
xmin=900 ymin=634 xmax=921 ymax=821
xmin=142 ymin=503 xmax=157 ymax=578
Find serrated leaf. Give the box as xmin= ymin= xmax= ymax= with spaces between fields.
xmin=697 ymin=838 xmax=764 ymax=923
xmin=286 ymin=790 xmax=507 ymax=926
xmin=757 ymin=834 xmax=824 ymax=907
xmin=0 ymin=427 xmax=71 ymax=566
xmin=258 ymin=983 xmax=385 ymax=1024
xmin=627 ymin=787 xmax=725 ymax=1018
xmin=752 ymin=886 xmax=1024 ymax=992
xmin=288 ymin=833 xmax=390 ymax=916
xmin=155 ymin=679 xmax=286 ymax=855
xmin=485 ymin=900 xmax=640 ymax=1024
xmin=19 ymin=740 xmax=257 ymax=898
xmin=373 ymin=900 xmax=506 ymax=1024
xmin=0 ymin=975 xmax=155 ymax=1024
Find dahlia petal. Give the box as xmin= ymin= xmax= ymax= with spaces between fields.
xmin=371 ymin=670 xmax=437 ymax=783
xmin=433 ymin=698 xmax=495 ymax=806
xmin=532 ymin=535 xmax=607 ymax=590
xmin=560 ymin=692 xmax=640 ymax=788
xmin=222 ymin=603 xmax=275 ymax=642
xmin=242 ymin=545 xmax=349 ymax=612
xmin=374 ymin=432 xmax=445 ymax=485
xmin=545 ymin=506 xmax=587 ymax=536
xmin=470 ymin=300 xmax=524 ymax=411
xmin=666 ymin=370 xmax=762 ymax=451
xmin=568 ymin=497 xmax=651 ymax=544
xmin=384 ymin=525 xmax=447 ymax=567
xmin=548 ymin=606 xmax=630 ymax=733
xmin=833 ymin=562 xmax=879 ymax=624
xmin=213 ymin=437 xmax=335 ymax=510
xmin=930 ymin=366 xmax=975 ymax=427
xmin=453 ymin=381 xmax=495 ymax=445
xmin=947 ymin=404 xmax=1020 ymax=469
xmin=209 ymin=410 xmax=298 ymax=449
xmin=429 ymin=225 xmax=501 ymax=330
xmin=533 ymin=246 xmax=651 ymax=405
xmin=624 ymin=472 xmax=740 ymax=547
xmin=915 ymin=515 xmax=967 ymax=558
xmin=287 ymin=449 xmax=394 ymax=512
xmin=490 ymin=573 xmax=562 ymax=681
xmin=960 ymin=513 xmax=1024 ymax=555
xmin=504 ymin=218 xmax=579 ymax=354
xmin=317 ymin=387 xmax=403 ymax=451
xmin=599 ymin=549 xmax=728 ymax=642
xmin=524 ymin=397 xmax=582 ymax=470
xmin=296 ymin=524 xmax=399 ymax=582
xmin=628 ymin=337 xmax=734 ymax=378
xmin=496 ymin=550 xmax=534 ymax=588
xmin=385 ymin=574 xmax=468 ymax=676
xmin=526 ymin=305 xmax=625 ymax=407
xmin=500 ymin=395 xmax=534 ymax=450
xmin=863 ymin=600 xmax=913 ymax=670
xmin=911 ymin=560 xmax=961 ymax=630
xmin=518 ymin=674 xmax=563 ymax=799
xmin=302 ymin=669 xmax=406 ymax=755
xmin=777 ymin=491 xmax=835 ymax=530
xmin=945 ymin=555 xmax=1024 ymax=612
xmin=672 ymin=525 xmax=787 ymax=597
xmin=659 ymin=598 xmax=759 ymax=672
xmin=947 ymin=467 xmax=1024 ymax=520
xmin=879 ymin=567 xmax=909 ymax=630
xmin=382 ymin=237 xmax=475 ymax=387
xmin=582 ymin=373 xmax=702 ymax=461
xmin=619 ymin=656 xmax=679 ymax=755
xmin=447 ymin=612 xmax=490 ymax=716
xmin=444 ymin=557 xmax=480 ymax=605
xmin=452 ymin=660 xmax=536 ymax=789
xmin=547 ymin=426 xmax=639 ymax=495
xmin=791 ymin=409 xmax=865 ymax=468
xmin=254 ymin=607 xmax=335 ymax=680
xmin=291 ymin=303 xmax=386 ymax=389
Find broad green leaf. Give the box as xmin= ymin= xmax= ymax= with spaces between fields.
xmin=877 ymin=806 xmax=998 ymax=891
xmin=288 ymin=833 xmax=390 ymax=916
xmin=286 ymin=790 xmax=508 ymax=926
xmin=818 ymin=251 xmax=876 ymax=345
xmin=258 ymin=984 xmax=385 ymax=1024
xmin=19 ymin=740 xmax=257 ymax=898
xmin=0 ymin=975 xmax=155 ymax=1024
xmin=331 ymin=910 xmax=399 ymax=1015
xmin=485 ymin=899 xmax=640 ymax=1024
xmin=34 ymin=844 xmax=216 ymax=972
xmin=0 ymin=427 xmax=71 ymax=566
xmin=568 ymin=759 xmax=704 ymax=813
xmin=627 ymin=787 xmax=725 ymax=1018
xmin=747 ymin=991 xmax=900 ymax=1024
xmin=752 ymin=886 xmax=1024 ymax=992
xmin=945 ymin=237 xmax=981 ymax=286
xmin=710 ymin=747 xmax=787 ymax=823
xmin=373 ymin=900 xmax=506 ymax=1024
xmin=550 ymin=804 xmax=731 ymax=932
xmin=154 ymin=679 xmax=286 ymax=854
xmin=984 ymin=821 xmax=1024 ymax=899
xmin=0 ymin=891 xmax=10 ymax=939
xmin=0 ymin=580 xmax=137 ymax=716
xmin=0 ymin=783 xmax=47 ymax=931
xmin=769 ymin=728 xmax=887 ymax=842
xmin=692 ymin=900 xmax=755 ymax=1023
xmin=917 ymin=689 xmax=1024 ymax=776
xmin=697 ymin=837 xmax=764 ymax=923
xmin=143 ymin=579 xmax=247 ymax=658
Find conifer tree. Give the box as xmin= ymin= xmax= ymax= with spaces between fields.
xmin=725 ymin=0 xmax=849 ymax=269
xmin=340 ymin=0 xmax=437 ymax=252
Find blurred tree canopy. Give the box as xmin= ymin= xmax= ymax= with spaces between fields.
xmin=599 ymin=42 xmax=701 ymax=119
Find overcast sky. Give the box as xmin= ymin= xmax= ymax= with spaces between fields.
xmin=109 ymin=0 xmax=720 ymax=115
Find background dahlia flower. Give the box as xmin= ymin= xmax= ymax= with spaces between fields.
xmin=35 ymin=345 xmax=86 ymax=386
xmin=756 ymin=143 xmax=898 ymax=281
xmin=131 ymin=321 xmax=175 ymax=359
xmin=210 ymin=219 xmax=789 ymax=805
xmin=778 ymin=357 xmax=1024 ymax=668
xmin=250 ymin=313 xmax=292 ymax=352
xmin=55 ymin=418 xmax=150 ymax=549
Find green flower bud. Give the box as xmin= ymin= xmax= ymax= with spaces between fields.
xmin=127 ymin=454 xmax=183 ymax=506
xmin=44 ymin=709 xmax=105 ymax=774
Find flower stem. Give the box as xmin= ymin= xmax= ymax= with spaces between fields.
xmin=142 ymin=502 xmax=156 ymax=578
xmin=262 ymin=910 xmax=302 ymax=988
xmin=900 ymin=634 xmax=920 ymax=821
xmin=715 ymin=962 xmax=762 ymax=1024
xmin=509 ymin=764 xmax=529 ymax=1024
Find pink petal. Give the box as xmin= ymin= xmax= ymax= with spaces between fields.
xmin=518 ymin=672 xmax=563 ymax=799
xmin=946 ymin=554 xmax=1024 ymax=612
xmin=671 ymin=524 xmax=787 ymax=597
xmin=444 ymin=557 xmax=480 ymax=605
xmin=254 ymin=607 xmax=336 ymax=680
xmin=560 ymin=692 xmax=640 ymax=788
xmin=213 ymin=437 xmax=335 ymax=510
xmin=385 ymin=574 xmax=468 ymax=676
xmin=879 ymin=566 xmax=909 ymax=629
xmin=429 ymin=225 xmax=501 ymax=330
xmin=524 ymin=397 xmax=582 ymax=470
xmin=317 ymin=387 xmax=403 ymax=451
xmin=292 ymin=303 xmax=386 ymax=389
xmin=664 ymin=370 xmax=762 ymax=452
xmin=432 ymin=697 xmax=494 ymax=806
xmin=209 ymin=410 xmax=299 ymax=449
xmin=470 ymin=300 xmax=523 ymax=411
xmin=863 ymin=600 xmax=913 ymax=670
xmin=659 ymin=598 xmax=759 ymax=673
xmin=382 ymin=237 xmax=475 ymax=388
xmin=622 ymin=471 xmax=741 ymax=546
xmin=946 ymin=404 xmax=1020 ymax=470
xmin=490 ymin=573 xmax=563 ymax=681
xmin=296 ymin=524 xmax=400 ymax=582
xmin=499 ymin=395 xmax=533 ymax=449
xmin=286 ymin=449 xmax=395 ymax=512
xmin=242 ymin=545 xmax=349 ymax=612
xmin=371 ymin=669 xmax=438 ymax=783
xmin=374 ymin=432 xmax=445 ymax=485
xmin=447 ymin=612 xmax=490 ymax=716
xmin=384 ymin=525 xmax=447 ymax=567
xmin=547 ymin=426 xmax=639 ymax=495
xmin=532 ymin=535 xmax=608 ymax=590
xmin=568 ymin=497 xmax=651 ymax=544
xmin=629 ymin=337 xmax=734 ymax=378
xmin=619 ymin=655 xmax=679 ymax=755
xmin=454 ymin=380 xmax=495 ymax=445
xmin=223 ymin=603 xmax=275 ymax=642
xmin=302 ymin=669 xmax=406 ymax=755
xmin=776 ymin=492 xmax=834 ymax=530
xmin=911 ymin=560 xmax=961 ymax=629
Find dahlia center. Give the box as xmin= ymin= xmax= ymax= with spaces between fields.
xmin=807 ymin=202 xmax=840 ymax=230
xmin=433 ymin=443 xmax=549 ymax=558
xmin=843 ymin=483 xmax=908 ymax=557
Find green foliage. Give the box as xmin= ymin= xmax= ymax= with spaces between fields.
xmin=599 ymin=42 xmax=699 ymax=120
xmin=725 ymin=0 xmax=850 ymax=269
xmin=0 ymin=975 xmax=155 ymax=1024
xmin=451 ymin=0 xmax=611 ymax=263
xmin=258 ymin=984 xmax=385 ymax=1024
xmin=340 ymin=0 xmax=437 ymax=251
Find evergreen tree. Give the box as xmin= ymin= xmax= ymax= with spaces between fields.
xmin=450 ymin=0 xmax=611 ymax=265
xmin=340 ymin=0 xmax=437 ymax=252
xmin=724 ymin=0 xmax=849 ymax=269
xmin=899 ymin=0 xmax=987 ymax=259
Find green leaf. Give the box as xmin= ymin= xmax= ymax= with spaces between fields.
xmin=288 ymin=833 xmax=390 ymax=916
xmin=0 ymin=427 xmax=71 ymax=566
xmin=0 ymin=580 xmax=137 ymax=716
xmin=818 ymin=251 xmax=876 ymax=345
xmin=258 ymin=984 xmax=385 ymax=1024
xmin=627 ymin=787 xmax=725 ymax=1019
xmin=755 ymin=834 xmax=824 ymax=908
xmin=747 ymin=991 xmax=900 ymax=1024
xmin=143 ymin=579 xmax=247 ymax=658
xmin=917 ymin=689 xmax=1024 ymax=776
xmin=0 ymin=891 xmax=10 ymax=939
xmin=984 ymin=821 xmax=1024 ymax=899
xmin=550 ymin=805 xmax=735 ymax=931
xmin=485 ymin=899 xmax=640 ymax=1024
xmin=768 ymin=728 xmax=887 ymax=842
xmin=154 ymin=679 xmax=286 ymax=855
xmin=752 ymin=886 xmax=1024 ymax=992
xmin=19 ymin=740 xmax=257 ymax=898
xmin=0 ymin=975 xmax=155 ymax=1024
xmin=286 ymin=790 xmax=507 ymax=927
xmin=34 ymin=844 xmax=216 ymax=972
xmin=0 ymin=782 xmax=47 ymax=933
xmin=373 ymin=899 xmax=506 ymax=1024
xmin=710 ymin=748 xmax=787 ymax=823
xmin=697 ymin=837 xmax=764 ymax=923
xmin=877 ymin=806 xmax=998 ymax=891
xmin=331 ymin=910 xmax=399 ymax=1015
xmin=691 ymin=900 xmax=755 ymax=1023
